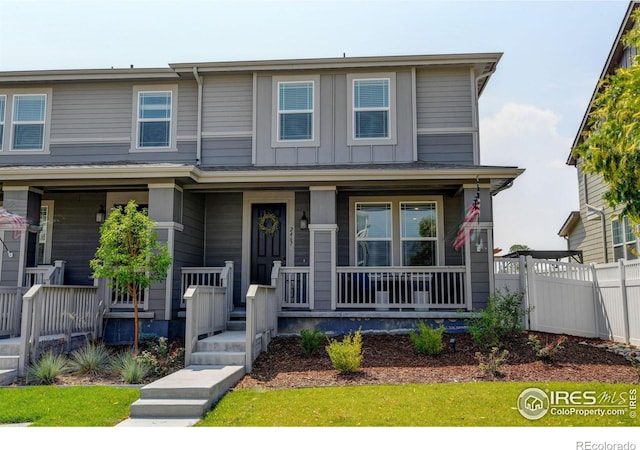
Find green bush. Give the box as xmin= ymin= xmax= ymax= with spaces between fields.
xmin=68 ymin=342 xmax=112 ymax=376
xmin=467 ymin=288 xmax=527 ymax=349
xmin=325 ymin=329 xmax=363 ymax=374
xmin=300 ymin=328 xmax=326 ymax=356
xmin=409 ymin=322 xmax=445 ymax=355
xmin=27 ymin=351 xmax=69 ymax=385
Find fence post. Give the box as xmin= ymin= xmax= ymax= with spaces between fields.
xmin=18 ymin=288 xmax=35 ymax=377
xmin=524 ymin=256 xmax=538 ymax=331
xmin=224 ymin=261 xmax=234 ymax=317
xmin=618 ymin=260 xmax=631 ymax=344
xmin=245 ymin=285 xmax=257 ymax=373
xmin=183 ymin=286 xmax=197 ymax=367
xmin=590 ymin=263 xmax=600 ymax=339
xmin=518 ymin=256 xmax=530 ymax=329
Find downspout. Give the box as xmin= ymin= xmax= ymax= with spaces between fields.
xmin=586 ymin=203 xmax=608 ymax=263
xmin=192 ymin=66 xmax=203 ymax=166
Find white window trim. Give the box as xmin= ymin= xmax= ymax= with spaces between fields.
xmin=0 ymin=89 xmax=52 ymax=154
xmin=38 ymin=200 xmax=54 ymax=265
xmin=347 ymin=73 xmax=397 ymax=146
xmin=349 ymin=195 xmax=444 ymax=266
xmin=0 ymin=95 xmax=5 ymax=151
xmin=355 ymin=201 xmax=393 ymax=267
xmin=612 ymin=216 xmax=639 ymax=261
xmin=400 ymin=201 xmax=439 ymax=266
xmin=271 ymin=75 xmax=320 ymax=148
xmin=131 ymin=85 xmax=178 ymax=152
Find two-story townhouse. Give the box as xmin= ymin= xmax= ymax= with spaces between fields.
xmin=0 ymin=53 xmax=523 ymax=343
xmin=562 ymin=1 xmax=639 ymax=264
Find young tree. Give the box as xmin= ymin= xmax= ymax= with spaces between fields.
xmin=90 ymin=200 xmax=171 ymax=350
xmin=573 ymin=9 xmax=640 ymax=225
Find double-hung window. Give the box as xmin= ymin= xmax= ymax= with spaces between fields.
xmin=356 ymin=203 xmax=392 ymax=266
xmin=278 ymin=81 xmax=313 ymax=141
xmin=12 ymin=94 xmax=47 ymax=150
xmin=347 ymin=73 xmax=396 ymax=146
xmin=0 ymin=96 xmax=5 ymax=150
xmin=271 ymin=76 xmax=320 ymax=147
xmin=612 ymin=216 xmax=639 ymax=261
xmin=401 ymin=202 xmax=438 ymax=266
xmin=137 ymin=91 xmax=172 ymax=148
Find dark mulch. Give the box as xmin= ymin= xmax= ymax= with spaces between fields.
xmin=234 ymin=331 xmax=640 ymax=390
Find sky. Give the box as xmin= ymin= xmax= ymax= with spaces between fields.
xmin=0 ymin=0 xmax=632 ymax=254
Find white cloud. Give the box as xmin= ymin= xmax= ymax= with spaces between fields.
xmin=480 ymin=103 xmax=579 ymax=253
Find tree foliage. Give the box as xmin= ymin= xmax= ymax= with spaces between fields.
xmin=90 ymin=200 xmax=171 ymax=349
xmin=573 ymin=9 xmax=640 ymax=225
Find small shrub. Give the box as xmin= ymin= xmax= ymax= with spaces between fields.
xmin=528 ymin=334 xmax=567 ymax=363
xmin=27 ymin=351 xmax=69 ymax=385
xmin=467 ymin=288 xmax=528 ymax=349
xmin=409 ymin=322 xmax=445 ymax=355
xmin=475 ymin=347 xmax=509 ymax=378
xmin=68 ymin=342 xmax=112 ymax=375
xmin=300 ymin=328 xmax=326 ymax=356
xmin=110 ymin=349 xmax=150 ymax=384
xmin=326 ymin=329 xmax=363 ymax=374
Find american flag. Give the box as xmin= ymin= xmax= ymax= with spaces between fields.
xmin=453 ymin=198 xmax=481 ymax=251
xmin=0 ymin=208 xmax=28 ymax=240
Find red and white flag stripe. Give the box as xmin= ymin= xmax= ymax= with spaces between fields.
xmin=453 ymin=199 xmax=480 ymax=251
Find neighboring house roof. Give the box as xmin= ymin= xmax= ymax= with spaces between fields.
xmin=568 ymin=1 xmax=639 ymax=165
xmin=0 ymin=53 xmax=502 ymax=95
xmin=558 ymin=211 xmax=581 ymax=237
xmin=0 ymin=161 xmax=523 ymax=195
xmin=500 ymin=249 xmax=583 ymax=264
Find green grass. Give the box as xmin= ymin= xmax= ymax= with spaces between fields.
xmin=0 ymin=386 xmax=139 ymax=427
xmin=197 ymin=382 xmax=639 ymax=427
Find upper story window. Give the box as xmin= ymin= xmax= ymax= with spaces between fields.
xmin=347 ymin=73 xmax=396 ymax=146
xmin=132 ymin=85 xmax=177 ymax=152
xmin=12 ymin=94 xmax=47 ymax=151
xmin=271 ymin=75 xmax=320 ymax=148
xmin=0 ymin=96 xmax=5 ymax=151
xmin=612 ymin=216 xmax=639 ymax=261
xmin=137 ymin=91 xmax=172 ymax=148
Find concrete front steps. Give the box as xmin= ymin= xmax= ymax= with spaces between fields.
xmin=121 ymin=328 xmax=258 ymax=425
xmin=0 ymin=338 xmax=20 ymax=386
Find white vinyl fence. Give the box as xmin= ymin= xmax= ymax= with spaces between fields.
xmin=495 ymin=256 xmax=640 ymax=346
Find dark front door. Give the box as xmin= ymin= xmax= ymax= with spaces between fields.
xmin=251 ymin=203 xmax=286 ymax=285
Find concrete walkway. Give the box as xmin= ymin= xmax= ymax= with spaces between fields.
xmin=116 ymin=364 xmax=245 ymax=427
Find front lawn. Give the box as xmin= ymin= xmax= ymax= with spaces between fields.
xmin=198 ymin=382 xmax=638 ymax=427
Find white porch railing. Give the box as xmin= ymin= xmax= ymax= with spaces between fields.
xmin=18 ymin=284 xmax=105 ymax=376
xmin=336 ymin=266 xmax=467 ymax=310
xmin=273 ymin=263 xmax=310 ymax=309
xmin=181 ymin=261 xmax=234 ymax=312
xmin=24 ymin=260 xmax=66 ymax=286
xmin=245 ymin=281 xmax=278 ymax=373
xmin=0 ymin=287 xmax=27 ymax=337
xmin=183 ymin=285 xmax=228 ymax=366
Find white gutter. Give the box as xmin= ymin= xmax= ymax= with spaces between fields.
xmin=192 ymin=66 xmax=203 ymax=166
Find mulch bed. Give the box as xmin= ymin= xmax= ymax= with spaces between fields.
xmin=234 ymin=331 xmax=640 ymax=390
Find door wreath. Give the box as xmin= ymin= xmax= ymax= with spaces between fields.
xmin=258 ymin=212 xmax=279 ymax=236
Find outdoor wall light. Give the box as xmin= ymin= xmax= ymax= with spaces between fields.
xmin=450 ymin=338 xmax=456 ymax=352
xmin=95 ymin=205 xmax=106 ymax=223
xmin=299 ymin=211 xmax=308 ymax=230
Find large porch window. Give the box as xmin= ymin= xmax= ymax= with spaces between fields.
xmin=351 ymin=197 xmax=443 ymax=267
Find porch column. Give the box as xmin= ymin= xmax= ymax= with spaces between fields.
xmin=148 ymin=183 xmax=184 ymax=322
xmin=1 ymin=186 xmax=42 ymax=287
xmin=309 ymin=186 xmax=337 ymax=310
xmin=462 ymin=184 xmax=493 ymax=311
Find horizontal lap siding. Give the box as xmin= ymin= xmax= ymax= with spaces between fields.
xmin=46 ymin=192 xmax=105 ymax=286
xmin=203 ymin=75 xmax=253 ymax=134
xmin=177 ymin=81 xmax=197 ymax=137
xmin=204 ymin=193 xmax=243 ymax=304
xmin=416 ymin=68 xmax=473 ymax=129
xmin=417 ymin=133 xmax=474 ymax=164
xmin=50 ymin=83 xmax=132 ymax=141
xmin=313 ymin=231 xmax=332 ymax=310
xmin=200 ymin=137 xmax=252 ymax=166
